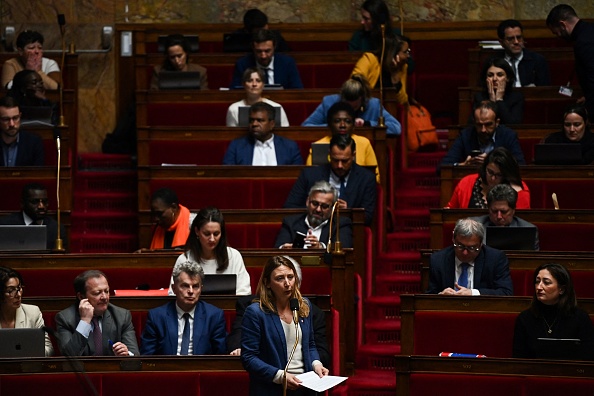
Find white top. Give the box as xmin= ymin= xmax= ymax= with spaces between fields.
xmin=169 ymin=247 xmax=251 ymax=295
xmin=252 ymin=135 xmax=277 ymax=165
xmin=226 ymin=98 xmax=290 ymax=127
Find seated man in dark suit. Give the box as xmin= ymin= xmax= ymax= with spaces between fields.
xmin=284 ymin=133 xmax=377 ymax=225
xmin=0 ymin=182 xmax=67 ymax=250
xmin=275 ymin=180 xmax=352 ymax=249
xmin=0 ymin=95 xmax=44 ymax=166
xmin=226 ymin=257 xmax=330 ymax=367
xmin=471 ymin=183 xmax=539 ymax=250
xmin=55 ymin=270 xmax=139 ymax=356
xmin=226 ymin=8 xmax=290 ymax=53
xmin=439 ymin=100 xmax=525 ymax=171
xmin=223 ymin=102 xmax=303 ymax=165
xmin=496 ymin=19 xmax=551 ymax=87
xmin=426 ymin=218 xmax=513 ymax=296
xmin=230 ymin=29 xmax=303 ymax=89
xmin=141 ymin=260 xmax=227 ymax=355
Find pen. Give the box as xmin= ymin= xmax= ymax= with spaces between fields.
xmin=108 ymin=339 xmax=114 ymax=347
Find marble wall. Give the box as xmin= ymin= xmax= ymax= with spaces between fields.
xmin=1 ymin=0 xmax=593 ymax=153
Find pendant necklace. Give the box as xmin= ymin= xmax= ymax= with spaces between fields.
xmin=543 ymin=316 xmax=558 ymax=334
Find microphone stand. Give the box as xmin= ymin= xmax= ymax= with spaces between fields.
xmin=378 ymin=24 xmax=386 ymax=128
xmin=54 ymin=137 xmax=64 ymax=251
xmin=283 ymin=299 xmax=300 ymax=396
xmin=324 ymin=201 xmax=343 ymax=264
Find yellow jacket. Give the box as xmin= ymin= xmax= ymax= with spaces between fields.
xmin=351 ymin=52 xmax=408 ymax=105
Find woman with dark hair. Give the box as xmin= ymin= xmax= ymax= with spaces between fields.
xmin=349 ymin=0 xmax=397 ymax=51
xmin=447 ymin=147 xmax=530 ymax=209
xmin=147 ymin=188 xmax=191 ymax=251
xmin=226 ymin=67 xmax=289 ymax=126
xmin=241 ymin=256 xmax=329 ymax=395
xmin=473 ymin=57 xmax=524 ymax=125
xmin=0 ymin=266 xmax=53 ymax=356
xmin=150 ymin=34 xmax=208 ymax=90
xmin=513 ymin=263 xmax=594 ymax=360
xmin=351 ymin=34 xmax=413 ymax=105
xmin=544 ymin=105 xmax=594 ymax=164
xmin=8 ymin=69 xmax=58 ymax=125
xmin=170 ymin=207 xmax=250 ymax=295
xmin=302 ymin=74 xmax=400 ymax=135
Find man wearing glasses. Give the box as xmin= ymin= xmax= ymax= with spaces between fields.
xmin=275 ymin=180 xmax=352 ymax=249
xmin=426 ymin=218 xmax=513 ymax=296
xmin=496 ymin=19 xmax=551 ymax=87
xmin=0 ymin=96 xmax=44 ymax=166
xmin=0 ymin=182 xmax=67 ymax=250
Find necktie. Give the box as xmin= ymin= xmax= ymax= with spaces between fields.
xmin=458 ymin=263 xmax=470 ymax=288
xmin=510 ymin=57 xmax=519 ymax=87
xmin=262 ymin=68 xmax=270 ymax=84
xmin=180 ymin=313 xmax=190 ymax=355
xmin=339 ymin=177 xmax=346 ymax=199
xmin=92 ymin=317 xmax=103 ymax=356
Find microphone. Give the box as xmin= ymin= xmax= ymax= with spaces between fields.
xmin=290 ymin=298 xmax=299 ymax=325
xmin=283 ymin=298 xmax=301 ymax=396
xmin=324 ymin=201 xmax=342 ymax=264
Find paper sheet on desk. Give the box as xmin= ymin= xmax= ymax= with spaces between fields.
xmin=295 ymin=371 xmax=347 ymax=392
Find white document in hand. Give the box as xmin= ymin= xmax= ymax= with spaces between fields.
xmin=295 ymin=371 xmax=348 ymax=392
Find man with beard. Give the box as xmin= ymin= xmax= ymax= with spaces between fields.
xmin=275 ymin=180 xmax=352 ymax=249
xmin=0 ymin=182 xmax=67 ymax=250
xmin=0 ymin=95 xmax=44 ymax=166
xmin=222 ymin=101 xmax=302 ymax=165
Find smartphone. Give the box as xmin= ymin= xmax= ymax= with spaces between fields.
xmin=292 ymin=232 xmax=306 ymax=249
xmin=470 ymin=150 xmax=482 ymax=157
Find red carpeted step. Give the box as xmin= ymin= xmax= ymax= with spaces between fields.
xmin=69 ymin=233 xmax=138 ymax=253
xmin=394 ymin=190 xmax=440 ymax=209
xmin=74 ymin=170 xmax=137 ymax=194
xmin=375 ymin=251 xmax=421 ymax=274
xmin=395 ymin=167 xmax=441 ymax=190
xmin=70 ymin=212 xmax=138 ymax=235
xmin=341 ymin=369 xmax=396 ymax=395
xmin=355 ymin=344 xmax=401 ymax=371
xmin=386 ymin=230 xmax=430 ymax=252
xmin=78 ymin=153 xmax=136 ymax=170
xmin=391 ymin=208 xmax=430 ymax=231
xmin=73 ymin=191 xmax=137 ymax=213
xmin=375 ymin=273 xmax=422 ymax=296
xmin=365 ymin=295 xmax=401 ymax=321
xmin=365 ymin=319 xmax=401 ymax=344
xmin=407 ymin=151 xmax=446 ymax=168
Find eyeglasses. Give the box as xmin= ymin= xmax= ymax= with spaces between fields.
xmin=0 ymin=115 xmax=21 ymax=123
xmin=309 ymin=200 xmax=331 ymax=210
xmin=452 ymin=242 xmax=481 ymax=253
xmin=486 ymin=168 xmax=503 ymax=178
xmin=5 ymin=285 xmax=24 ymax=297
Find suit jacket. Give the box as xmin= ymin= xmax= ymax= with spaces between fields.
xmin=241 ymin=300 xmax=320 ymax=396
xmin=140 ymin=300 xmax=226 ymax=355
xmin=230 ymin=53 xmax=303 ymax=89
xmin=54 ymin=303 xmax=139 ymax=356
xmin=439 ymin=124 xmax=526 ymax=169
xmin=517 ymin=49 xmax=551 ymax=87
xmin=222 ymin=134 xmax=303 ymax=165
xmin=226 ymin=295 xmax=330 ymax=367
xmin=427 ymin=245 xmax=513 ymax=296
xmin=0 ymin=303 xmax=53 ymax=356
xmin=0 ymin=130 xmax=44 ymax=166
xmin=471 ymin=214 xmax=540 ymax=251
xmin=472 ymin=90 xmax=524 ymax=125
xmin=0 ymin=211 xmax=68 ymax=250
xmin=284 ymin=163 xmax=377 ymax=225
xmin=274 ymin=213 xmax=353 ymax=249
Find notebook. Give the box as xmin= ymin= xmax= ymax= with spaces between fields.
xmin=0 ymin=328 xmax=45 ymax=357
xmin=202 ymin=274 xmax=237 ymax=295
xmin=19 ymin=106 xmax=54 ymax=126
xmin=535 ymin=338 xmax=585 ymax=360
xmin=158 ymin=71 xmax=201 ymax=90
xmin=311 ymin=143 xmax=330 ymax=166
xmin=157 ymin=35 xmax=199 ymax=53
xmin=0 ymin=225 xmax=47 ymax=251
xmin=533 ymin=143 xmax=582 ymax=165
xmin=237 ymin=105 xmax=282 ymax=127
xmin=485 ymin=226 xmax=537 ymax=250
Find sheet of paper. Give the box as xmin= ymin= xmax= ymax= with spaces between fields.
xmin=295 ymin=371 xmax=347 ymax=392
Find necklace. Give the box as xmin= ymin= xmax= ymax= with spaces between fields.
xmin=543 ymin=316 xmax=558 ymax=334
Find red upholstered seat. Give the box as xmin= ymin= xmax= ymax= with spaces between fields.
xmin=409 ymin=373 xmax=524 ymax=396
xmin=1 ymin=374 xmax=103 ymax=396
xmin=149 ymin=140 xmax=230 ymax=165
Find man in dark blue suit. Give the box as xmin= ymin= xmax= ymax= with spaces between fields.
xmin=284 ymin=133 xmax=377 ymax=225
xmin=140 ymin=260 xmax=227 ymax=355
xmin=439 ymin=100 xmax=525 ymax=171
xmin=275 ymin=180 xmax=352 ymax=249
xmin=427 ymin=218 xmax=513 ymax=296
xmin=223 ymin=102 xmax=302 ymax=165
xmin=230 ymin=29 xmax=303 ymax=89
xmin=0 ymin=96 xmax=44 ymax=166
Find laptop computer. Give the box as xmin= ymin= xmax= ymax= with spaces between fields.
xmin=20 ymin=106 xmax=54 ymax=127
xmin=158 ymin=71 xmax=201 ymax=90
xmin=535 ymin=338 xmax=585 ymax=360
xmin=533 ymin=143 xmax=582 ymax=165
xmin=157 ymin=35 xmax=199 ymax=53
xmin=0 ymin=225 xmax=47 ymax=251
xmin=311 ymin=143 xmax=330 ymax=166
xmin=485 ymin=226 xmax=537 ymax=250
xmin=237 ymin=105 xmax=282 ymax=127
xmin=0 ymin=328 xmax=45 ymax=357
xmin=202 ymin=274 xmax=237 ymax=295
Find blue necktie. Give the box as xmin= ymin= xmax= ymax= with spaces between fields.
xmin=180 ymin=313 xmax=190 ymax=355
xmin=92 ymin=317 xmax=103 ymax=356
xmin=458 ymin=263 xmax=470 ymax=288
xmin=339 ymin=177 xmax=346 ymax=199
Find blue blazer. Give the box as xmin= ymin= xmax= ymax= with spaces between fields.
xmin=0 ymin=130 xmax=44 ymax=166
xmin=140 ymin=300 xmax=226 ymax=355
xmin=426 ymin=245 xmax=513 ymax=296
xmin=241 ymin=301 xmax=320 ymax=396
xmin=284 ymin=163 xmax=377 ymax=225
xmin=230 ymin=54 xmax=303 ymax=89
xmin=222 ymin=134 xmax=303 ymax=165
xmin=302 ymin=94 xmax=402 ymax=136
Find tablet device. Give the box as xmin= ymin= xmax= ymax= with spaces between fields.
xmin=485 ymin=226 xmax=537 ymax=250
xmin=533 ymin=143 xmax=582 ymax=165
xmin=292 ymin=231 xmax=306 ymax=249
xmin=0 ymin=225 xmax=47 ymax=251
xmin=237 ymin=105 xmax=282 ymax=127
xmin=158 ymin=71 xmax=201 ymax=90
xmin=311 ymin=143 xmax=330 ymax=166
xmin=202 ymin=274 xmax=237 ymax=295
xmin=20 ymin=106 xmax=54 ymax=126
xmin=0 ymin=328 xmax=45 ymax=357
